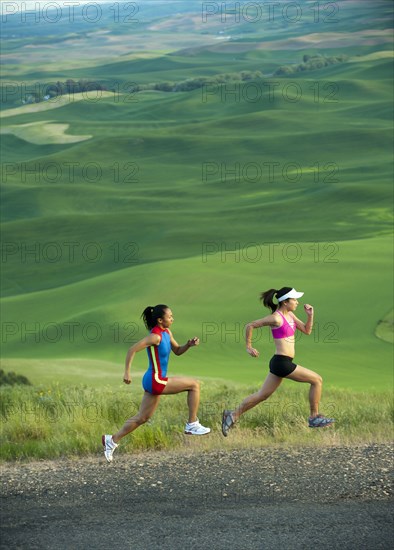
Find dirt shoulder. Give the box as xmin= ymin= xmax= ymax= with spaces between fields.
xmin=1 ymin=443 xmax=393 ymax=550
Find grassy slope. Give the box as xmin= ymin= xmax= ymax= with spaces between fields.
xmin=1 ymin=59 xmax=393 ymax=295
xmin=1 ymin=236 xmax=392 ymax=391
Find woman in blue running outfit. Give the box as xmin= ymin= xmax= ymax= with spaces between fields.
xmin=102 ymin=304 xmax=210 ymax=462
xmin=222 ymin=287 xmax=335 ymax=436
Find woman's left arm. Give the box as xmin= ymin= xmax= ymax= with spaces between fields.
xmin=169 ymin=330 xmax=200 ymax=356
xmin=292 ymin=304 xmax=314 ymax=335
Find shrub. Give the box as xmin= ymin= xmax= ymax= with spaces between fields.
xmin=0 ymin=370 xmax=31 ymax=386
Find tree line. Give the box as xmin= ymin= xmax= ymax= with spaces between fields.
xmin=22 ymin=54 xmax=348 ymax=104
xmin=274 ymin=54 xmax=348 ymax=76
xmin=22 ymin=79 xmax=109 ymax=104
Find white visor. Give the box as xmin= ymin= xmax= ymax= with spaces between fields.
xmin=277 ymin=288 xmax=304 ymax=302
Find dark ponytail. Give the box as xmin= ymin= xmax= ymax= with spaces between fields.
xmin=141 ymin=304 xmax=169 ymax=330
xmin=260 ymin=287 xmax=292 ymax=313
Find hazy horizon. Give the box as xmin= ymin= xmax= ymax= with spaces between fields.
xmin=2 ymin=0 xmax=181 ymax=11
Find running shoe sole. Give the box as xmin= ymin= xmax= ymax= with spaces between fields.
xmin=184 ymin=428 xmax=210 ymax=435
xmin=308 ymin=418 xmax=335 ymax=428
xmin=222 ymin=410 xmax=234 ymax=437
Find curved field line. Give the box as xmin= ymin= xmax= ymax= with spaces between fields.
xmin=375 ymin=309 xmax=394 ymax=344
xmin=0 ymin=91 xmax=115 ymax=119
xmin=1 ymin=121 xmax=92 ymax=144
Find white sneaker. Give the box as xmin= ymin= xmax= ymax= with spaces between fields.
xmin=184 ymin=419 xmax=210 ymax=436
xmin=102 ymin=435 xmax=118 ymax=462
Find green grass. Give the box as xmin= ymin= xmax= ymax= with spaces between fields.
xmin=0 ymin=380 xmax=392 ymax=461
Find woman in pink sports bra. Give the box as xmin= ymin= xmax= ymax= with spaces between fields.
xmin=222 ymin=286 xmax=335 ymax=434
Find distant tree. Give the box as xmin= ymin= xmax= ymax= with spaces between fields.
xmin=314 ymin=58 xmax=328 ymax=68
xmin=155 ymin=82 xmax=175 ymax=92
xmin=78 ymin=79 xmax=91 ymax=92
xmin=274 ymin=65 xmax=296 ymax=76
xmin=252 ymin=71 xmax=264 ymax=80
xmin=45 ymin=84 xmax=60 ymax=98
xmin=56 ymin=81 xmax=67 ymax=95
xmin=0 ymin=369 xmax=31 ymax=386
xmin=240 ymin=71 xmax=254 ymax=81
xmin=275 ymin=53 xmax=348 ymax=76
xmin=65 ymin=79 xmax=78 ymax=93
xmin=38 ymin=79 xmax=108 ymax=102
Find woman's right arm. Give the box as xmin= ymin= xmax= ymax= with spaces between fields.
xmin=123 ymin=333 xmax=160 ymax=384
xmin=245 ymin=314 xmax=280 ymax=357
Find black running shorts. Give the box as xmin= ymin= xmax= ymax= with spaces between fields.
xmin=269 ymin=355 xmax=297 ymax=378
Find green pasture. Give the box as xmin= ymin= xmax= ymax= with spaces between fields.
xmin=1 ymin=59 xmax=393 ymax=295
xmin=1 ymin=235 xmax=392 ymax=391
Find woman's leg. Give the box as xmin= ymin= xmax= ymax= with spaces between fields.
xmin=232 ymin=373 xmax=283 ymax=422
xmin=112 ymin=392 xmax=161 ymax=443
xmin=162 ymin=376 xmax=200 ymax=423
xmin=285 ymin=365 xmax=322 ymax=417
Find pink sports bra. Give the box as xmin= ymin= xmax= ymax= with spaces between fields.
xmin=271 ymin=311 xmax=296 ymax=339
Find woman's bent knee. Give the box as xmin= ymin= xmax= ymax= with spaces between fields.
xmin=134 ymin=414 xmax=150 ymax=426
xmin=313 ymin=374 xmax=323 ymax=385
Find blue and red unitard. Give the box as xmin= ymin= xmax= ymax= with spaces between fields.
xmin=142 ymin=326 xmax=171 ymax=394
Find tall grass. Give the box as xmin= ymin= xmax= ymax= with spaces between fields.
xmin=1 ymin=381 xmax=392 ymax=461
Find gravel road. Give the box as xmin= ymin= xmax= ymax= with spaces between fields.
xmin=1 ymin=444 xmax=393 ymax=549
